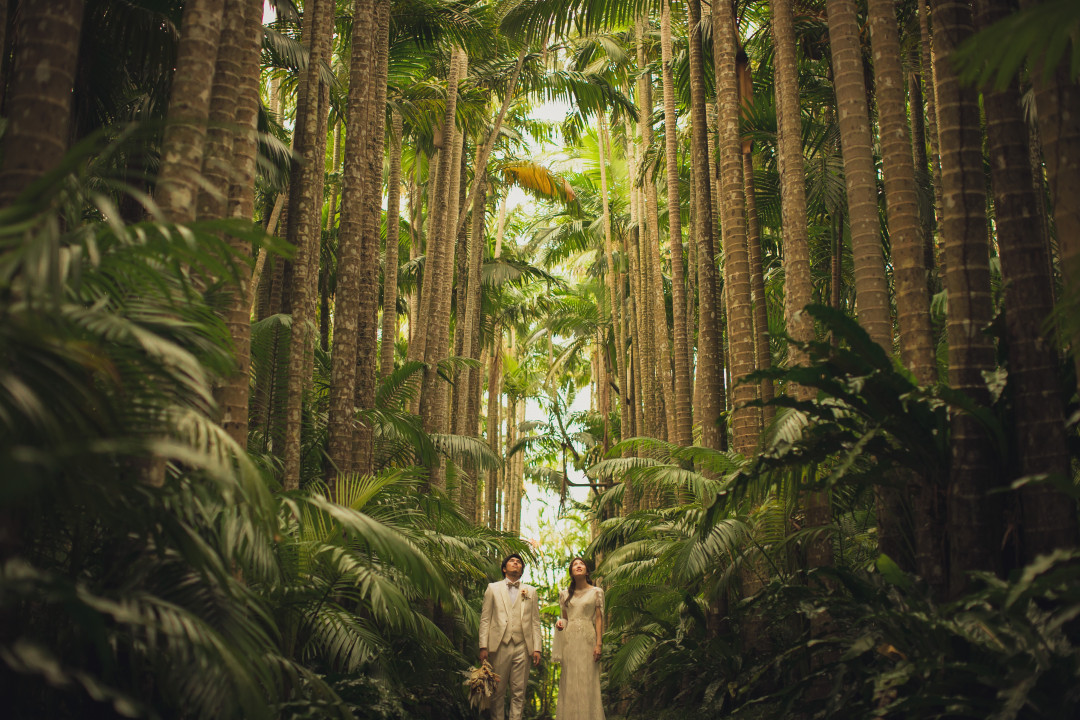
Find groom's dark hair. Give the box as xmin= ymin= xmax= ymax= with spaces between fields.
xmin=500 ymin=553 xmax=525 ymax=577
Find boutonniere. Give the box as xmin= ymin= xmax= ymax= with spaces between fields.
xmin=520 ymin=587 xmax=529 ymax=600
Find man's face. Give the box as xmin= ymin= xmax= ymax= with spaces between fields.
xmin=504 ymin=557 xmax=523 ymax=579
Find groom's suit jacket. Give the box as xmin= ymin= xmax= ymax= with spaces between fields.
xmin=478 ymin=579 xmax=543 ymax=656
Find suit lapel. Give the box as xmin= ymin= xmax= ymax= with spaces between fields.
xmin=496 ymin=580 xmax=510 ymax=617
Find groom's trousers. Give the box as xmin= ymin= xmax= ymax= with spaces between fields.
xmin=489 ymin=638 xmax=529 ymax=720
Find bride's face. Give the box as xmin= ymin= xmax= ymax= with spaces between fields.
xmin=570 ymin=560 xmax=587 ymax=578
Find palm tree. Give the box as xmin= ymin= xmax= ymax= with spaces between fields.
xmin=327 ymin=0 xmax=376 ymax=478
xmin=216 ymin=0 xmax=267 ymax=448
xmin=771 ymin=0 xmax=829 ymax=568
xmin=930 ymin=0 xmax=999 ymax=593
xmin=770 ymin=0 xmax=816 ymax=364
xmin=0 ymin=0 xmax=85 ymax=206
xmin=867 ymin=0 xmax=942 ymax=587
xmin=380 ymin=108 xmax=405 ymax=381
xmin=867 ymin=0 xmax=935 ymax=386
xmin=713 ymin=0 xmax=762 ymax=456
xmin=824 ymin=0 xmax=891 ymax=352
xmin=417 ymin=48 xmax=467 ymax=489
xmin=352 ymin=0 xmax=392 ymax=476
xmin=686 ymin=0 xmax=724 ymax=453
xmin=659 ymin=0 xmax=692 ymax=448
xmin=282 ymin=0 xmax=335 ymax=488
xmin=974 ymin=0 xmax=1077 ymax=562
xmin=155 ymin=0 xmax=224 ymax=223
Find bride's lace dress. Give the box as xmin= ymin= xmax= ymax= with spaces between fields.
xmin=553 ymin=585 xmax=605 ymax=720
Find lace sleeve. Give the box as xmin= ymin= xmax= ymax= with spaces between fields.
xmin=558 ymin=588 xmax=569 ymax=616
xmin=594 ymin=586 xmax=605 ymax=619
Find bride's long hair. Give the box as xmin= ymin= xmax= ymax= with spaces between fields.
xmin=564 ymin=557 xmax=594 ymax=604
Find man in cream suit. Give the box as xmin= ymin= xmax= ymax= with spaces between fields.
xmin=478 ymin=553 xmax=543 ymax=720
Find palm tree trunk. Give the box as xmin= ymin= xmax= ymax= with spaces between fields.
xmin=326 ymin=120 xmax=342 ymax=232
xmin=418 ymin=51 xmax=468 ymax=488
xmin=771 ymin=0 xmax=816 ymax=366
xmin=486 ymin=332 xmax=503 ymax=527
xmin=686 ymin=0 xmax=724 ymax=453
xmin=380 ymin=109 xmax=404 ymax=379
xmin=825 ymin=0 xmax=892 ymax=350
xmin=744 ymin=154 xmax=774 ymax=424
xmin=1023 ymin=2 xmax=1080 ymax=396
xmin=326 ymin=0 xmax=376 ymax=477
xmin=869 ymin=0 xmax=936 ymax=385
xmin=773 ymin=0 xmax=830 ymax=568
xmin=930 ymin=0 xmax=1000 ymax=594
xmin=660 ymin=0 xmax=693 ymax=447
xmin=282 ymin=0 xmax=334 ymax=488
xmin=153 ymin=0 xmax=223 ymax=223
xmin=919 ymin=0 xmax=945 ymax=249
xmin=713 ymin=0 xmax=762 ymax=456
xmin=976 ymin=0 xmax=1077 ymax=563
xmin=598 ymin=114 xmax=630 ymax=450
xmin=217 ymin=0 xmax=265 ymax=448
xmin=827 ymin=0 xmax=906 ymax=564
xmin=351 ymin=0 xmax=392 ymax=476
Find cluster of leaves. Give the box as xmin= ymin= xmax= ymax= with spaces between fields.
xmin=0 ymin=138 xmax=527 ymax=719
xmin=592 ymin=305 xmax=1079 ymax=719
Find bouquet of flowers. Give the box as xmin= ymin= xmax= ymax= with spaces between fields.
xmin=462 ymin=660 xmax=500 ymax=710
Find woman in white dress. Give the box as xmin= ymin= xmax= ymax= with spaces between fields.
xmin=553 ymin=557 xmax=605 ymax=720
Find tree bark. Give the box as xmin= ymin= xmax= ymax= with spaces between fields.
xmin=326 ymin=1 xmax=376 ymax=477
xmin=713 ymin=0 xmax=762 ymax=456
xmin=976 ymin=0 xmax=1077 ymax=563
xmin=660 ymin=0 xmax=693 ymax=447
xmin=155 ymin=0 xmax=224 ymax=223
xmin=930 ymin=0 xmax=1000 ymax=594
xmin=282 ymin=0 xmax=334 ymax=488
xmin=686 ymin=0 xmax=725 ymax=453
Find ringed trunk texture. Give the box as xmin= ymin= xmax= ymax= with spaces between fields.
xmin=687 ymin=0 xmax=724 ymax=453
xmin=977 ymin=0 xmax=1076 ymax=562
xmin=713 ymin=0 xmax=762 ymax=456
xmin=155 ymin=0 xmax=224 ymax=223
xmin=826 ymin=0 xmax=904 ymax=566
xmin=351 ymin=0 xmax=391 ymax=476
xmin=931 ymin=0 xmax=1000 ymax=594
xmin=326 ymin=1 xmax=376 ymax=477
xmin=660 ymin=0 xmax=693 ymax=447
xmin=282 ymin=0 xmax=334 ymax=488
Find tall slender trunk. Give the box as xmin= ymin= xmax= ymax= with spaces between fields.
xmin=771 ymin=0 xmax=816 ymax=364
xmin=326 ymin=1 xmax=376 ymax=477
xmin=827 ymin=0 xmax=904 ymax=564
xmin=417 ymin=51 xmax=467 ymax=489
xmin=282 ymin=0 xmax=334 ymax=488
xmin=919 ymin=0 xmax=945 ymax=249
xmin=351 ymin=0 xmax=391 ymax=476
xmin=660 ymin=0 xmax=692 ymax=447
xmin=930 ymin=0 xmax=1000 ymax=594
xmin=326 ymin=120 xmax=343 ymax=232
xmin=217 ymin=0 xmax=265 ymax=448
xmin=380 ymin=110 xmax=404 ymax=379
xmin=486 ymin=332 xmax=503 ymax=527
xmin=744 ymin=154 xmax=774 ymax=424
xmin=687 ymin=0 xmax=724 ymax=453
xmin=713 ymin=0 xmax=762 ymax=456
xmin=1023 ymin=1 xmax=1080 ymax=396
xmin=976 ymin=0 xmax=1076 ymax=563
xmin=154 ymin=0 xmax=224 ymax=223
xmin=773 ymin=0 xmax=829 ymax=568
xmin=825 ymin=0 xmax=892 ymax=350
xmin=869 ymin=0 xmax=936 ymax=385
xmin=599 ymin=114 xmax=630 ymax=453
